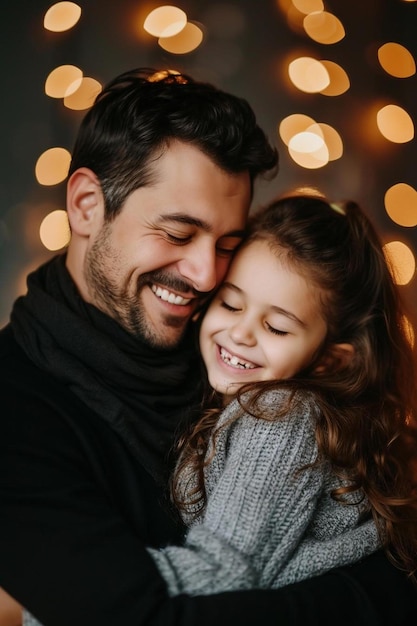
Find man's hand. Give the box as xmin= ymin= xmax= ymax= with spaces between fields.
xmin=0 ymin=588 xmax=22 ymax=626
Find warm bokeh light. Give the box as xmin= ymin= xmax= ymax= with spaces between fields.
xmin=307 ymin=123 xmax=343 ymax=160
xmin=378 ymin=42 xmax=416 ymax=78
xmin=384 ymin=183 xmax=417 ymax=227
xmin=383 ymin=240 xmax=416 ymax=285
xmin=35 ymin=148 xmax=71 ymax=186
xmin=44 ymin=2 xmax=81 ymax=32
xmin=279 ymin=113 xmax=316 ymax=146
xmin=376 ymin=104 xmax=414 ymax=143
xmin=279 ymin=117 xmax=342 ymax=164
xmin=159 ymin=21 xmax=203 ymax=54
xmin=143 ymin=6 xmax=187 ymax=37
xmin=45 ymin=65 xmax=83 ymax=98
xmin=319 ymin=60 xmax=350 ymax=95
xmin=288 ymin=131 xmax=329 ymax=168
xmin=303 ymin=11 xmax=345 ymax=44
xmin=291 ymin=0 xmax=324 ymax=14
xmin=39 ymin=210 xmax=71 ymax=251
xmin=64 ymin=77 xmax=102 ymax=110
xmin=288 ymin=57 xmax=330 ymax=93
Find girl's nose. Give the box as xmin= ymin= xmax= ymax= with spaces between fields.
xmin=229 ymin=318 xmax=257 ymax=347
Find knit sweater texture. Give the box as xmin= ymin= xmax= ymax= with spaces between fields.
xmin=149 ymin=389 xmax=380 ymax=595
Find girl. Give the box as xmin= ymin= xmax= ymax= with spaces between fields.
xmin=148 ymin=193 xmax=417 ymax=595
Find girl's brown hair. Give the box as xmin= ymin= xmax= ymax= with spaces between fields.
xmin=172 ymin=194 xmax=417 ymax=576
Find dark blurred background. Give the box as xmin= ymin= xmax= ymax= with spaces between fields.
xmin=1 ymin=0 xmax=416 ymax=327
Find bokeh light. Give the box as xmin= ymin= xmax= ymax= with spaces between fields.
xmin=288 ymin=57 xmax=330 ymax=93
xmin=384 ymin=183 xmax=417 ymax=227
xmin=319 ymin=60 xmax=350 ymax=95
xmin=39 ymin=210 xmax=71 ymax=251
xmin=45 ymin=65 xmax=83 ymax=98
xmin=279 ymin=113 xmax=316 ymax=145
xmin=378 ymin=42 xmax=416 ymax=78
xmin=303 ymin=11 xmax=345 ymax=44
xmin=143 ymin=6 xmax=187 ymax=37
xmin=376 ymin=104 xmax=414 ymax=143
xmin=280 ymin=116 xmax=342 ymax=166
xmin=307 ymin=123 xmax=343 ymax=160
xmin=35 ymin=148 xmax=71 ymax=186
xmin=159 ymin=21 xmax=204 ymax=53
xmin=291 ymin=0 xmax=324 ymax=14
xmin=63 ymin=77 xmax=102 ymax=110
xmin=383 ymin=240 xmax=416 ymax=285
xmin=288 ymin=131 xmax=329 ymax=168
xmin=44 ymin=2 xmax=81 ymax=32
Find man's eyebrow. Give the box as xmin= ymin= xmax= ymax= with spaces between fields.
xmin=159 ymin=214 xmax=246 ymax=238
xmin=222 ymin=281 xmax=306 ymax=327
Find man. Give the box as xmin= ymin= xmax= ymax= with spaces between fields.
xmin=0 ymin=68 xmax=415 ymax=626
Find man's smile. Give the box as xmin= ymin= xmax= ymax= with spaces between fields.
xmin=151 ymin=284 xmax=192 ymax=306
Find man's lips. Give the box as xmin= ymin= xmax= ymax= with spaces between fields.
xmin=151 ymin=284 xmax=193 ymax=306
xmin=218 ymin=346 xmax=259 ymax=370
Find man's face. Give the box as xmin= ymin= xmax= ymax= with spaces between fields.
xmin=82 ymin=141 xmax=251 ymax=349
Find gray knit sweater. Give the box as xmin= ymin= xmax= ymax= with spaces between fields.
xmin=148 ymin=389 xmax=380 ymax=596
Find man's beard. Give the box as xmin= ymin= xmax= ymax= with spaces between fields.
xmin=83 ymin=226 xmax=196 ymax=349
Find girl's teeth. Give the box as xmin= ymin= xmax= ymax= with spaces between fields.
xmin=220 ymin=347 xmax=256 ymax=370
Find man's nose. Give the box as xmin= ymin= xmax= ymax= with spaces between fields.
xmin=178 ymin=243 xmax=219 ymax=293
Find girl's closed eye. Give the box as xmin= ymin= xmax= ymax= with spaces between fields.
xmin=220 ymin=300 xmax=240 ymax=312
xmin=266 ymin=322 xmax=288 ymax=336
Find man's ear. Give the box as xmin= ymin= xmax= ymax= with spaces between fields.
xmin=314 ymin=343 xmax=355 ymax=374
xmin=66 ymin=168 xmax=103 ymax=236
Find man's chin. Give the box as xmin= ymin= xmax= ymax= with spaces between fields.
xmin=134 ymin=316 xmax=190 ymax=350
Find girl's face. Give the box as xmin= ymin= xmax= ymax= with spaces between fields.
xmin=199 ymin=239 xmax=329 ymax=397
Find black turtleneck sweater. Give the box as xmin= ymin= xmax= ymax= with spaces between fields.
xmin=0 ymin=254 xmax=416 ymax=626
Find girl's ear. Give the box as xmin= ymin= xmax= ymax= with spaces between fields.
xmin=66 ymin=168 xmax=104 ymax=236
xmin=314 ymin=343 xmax=355 ymax=373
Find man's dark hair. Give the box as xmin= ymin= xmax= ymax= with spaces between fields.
xmin=68 ymin=68 xmax=278 ymax=219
